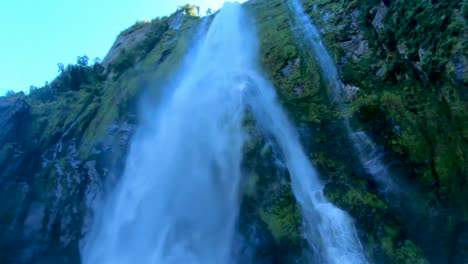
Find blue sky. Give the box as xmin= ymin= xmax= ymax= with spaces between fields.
xmin=0 ymin=0 xmax=236 ymax=95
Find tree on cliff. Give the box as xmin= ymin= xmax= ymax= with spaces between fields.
xmin=177 ymin=4 xmax=200 ymax=16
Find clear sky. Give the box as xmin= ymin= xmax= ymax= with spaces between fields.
xmin=0 ymin=0 xmax=239 ymax=95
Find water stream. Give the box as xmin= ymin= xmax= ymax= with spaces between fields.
xmin=286 ymin=0 xmax=399 ymax=197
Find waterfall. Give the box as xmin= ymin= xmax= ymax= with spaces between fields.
xmin=82 ymin=4 xmax=249 ymax=263
xmin=286 ymin=0 xmax=340 ymax=95
xmin=244 ymin=73 xmax=368 ymax=263
xmin=82 ymin=2 xmax=367 ymax=264
xmin=350 ymin=131 xmax=400 ymax=193
xmin=286 ymin=0 xmax=399 ymax=193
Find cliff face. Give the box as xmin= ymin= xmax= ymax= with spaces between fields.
xmin=306 ymin=0 xmax=467 ymax=213
xmin=296 ymin=0 xmax=467 ymax=262
xmin=0 ymin=0 xmax=466 ymax=263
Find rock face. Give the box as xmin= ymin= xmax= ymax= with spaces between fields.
xmin=0 ymin=95 xmax=135 ymax=263
xmin=0 ymin=95 xmax=30 ymax=146
xmin=0 ymin=0 xmax=466 ymax=263
xmin=0 ymin=97 xmax=37 ymax=262
xmin=101 ymin=22 xmax=153 ymax=69
xmin=372 ymin=2 xmax=388 ymax=32
xmin=301 ymin=0 xmax=467 ymax=262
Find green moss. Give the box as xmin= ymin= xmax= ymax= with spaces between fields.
xmin=312 ymin=152 xmax=337 ymax=170
xmin=259 ymin=189 xmax=302 ymax=244
xmin=27 ymin=86 xmax=99 ymax=149
xmin=78 ymin=15 xmax=200 ymax=158
xmin=244 ymin=173 xmax=260 ymax=198
xmin=111 ymin=17 xmax=171 ymax=76
xmin=326 ymin=184 xmax=388 ymax=218
xmin=111 ymin=49 xmax=139 ymax=74
xmin=381 ymin=235 xmax=428 ymax=264
xmin=281 ymin=45 xmax=298 ymax=61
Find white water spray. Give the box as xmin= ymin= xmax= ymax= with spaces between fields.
xmin=82 ymin=4 xmax=249 ymax=264
xmin=244 ymin=73 xmax=368 ymax=264
xmin=351 ymin=131 xmax=400 ymax=193
xmin=287 ymin=0 xmax=340 ymax=94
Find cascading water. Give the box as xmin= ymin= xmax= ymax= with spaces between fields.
xmin=350 ymin=132 xmax=400 ymax=193
xmin=286 ymin=0 xmax=340 ymax=95
xmin=81 ymin=4 xmax=249 ymax=264
xmin=244 ymin=74 xmax=368 ymax=264
xmin=82 ymin=2 xmax=367 ymax=264
xmin=286 ymin=0 xmax=398 ymax=193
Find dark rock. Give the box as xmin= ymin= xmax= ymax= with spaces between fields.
xmin=452 ymin=222 xmax=468 ymax=264
xmin=343 ymin=84 xmax=360 ymax=101
xmin=281 ymin=58 xmax=300 ymax=78
xmin=372 ymin=2 xmax=388 ymax=32
xmin=0 ymin=95 xmax=31 ymax=145
xmin=294 ymin=86 xmax=305 ymax=96
xmin=452 ymin=56 xmax=466 ymax=84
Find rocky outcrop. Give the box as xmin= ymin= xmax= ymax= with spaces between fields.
xmin=101 ymin=22 xmax=153 ymax=69
xmin=0 ymin=94 xmax=30 ymax=146
xmin=372 ymin=2 xmax=388 ymax=32
xmin=0 ymin=97 xmax=137 ymax=263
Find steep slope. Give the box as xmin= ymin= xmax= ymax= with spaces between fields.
xmin=287 ymin=0 xmax=467 ymax=262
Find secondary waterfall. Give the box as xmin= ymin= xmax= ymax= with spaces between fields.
xmin=286 ymin=1 xmax=453 ymax=262
xmin=286 ymin=0 xmax=398 ymax=192
xmin=244 ymin=74 xmax=368 ymax=264
xmin=82 ymin=2 xmax=367 ymax=264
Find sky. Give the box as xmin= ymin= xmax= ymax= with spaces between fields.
xmin=0 ymin=0 xmax=237 ymax=95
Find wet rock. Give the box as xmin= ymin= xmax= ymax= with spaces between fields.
xmin=294 ymin=86 xmax=305 ymax=96
xmin=339 ymin=14 xmax=369 ymax=61
xmin=418 ymin=48 xmax=427 ymax=64
xmin=372 ymin=2 xmax=388 ymax=32
xmin=376 ymin=64 xmax=387 ymax=78
xmin=281 ymin=58 xmax=300 ymax=78
xmin=357 ymin=40 xmax=370 ymax=57
xmin=344 ymin=84 xmax=360 ymax=101
xmin=397 ymin=43 xmax=409 ymax=59
xmin=351 ymin=10 xmax=361 ymax=30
